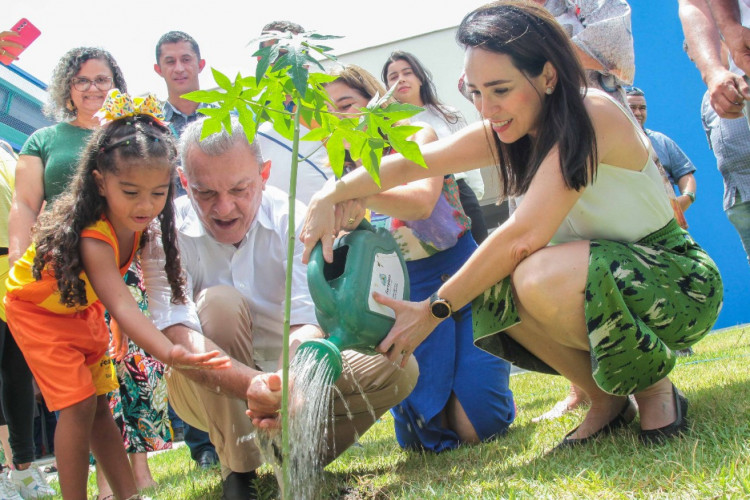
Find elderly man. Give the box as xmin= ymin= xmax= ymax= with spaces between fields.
xmin=142 ymin=118 xmax=417 ymax=500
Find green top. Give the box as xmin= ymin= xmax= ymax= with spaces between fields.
xmin=20 ymin=122 xmax=93 ymax=204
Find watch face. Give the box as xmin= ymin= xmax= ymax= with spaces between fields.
xmin=431 ymin=301 xmax=451 ymax=319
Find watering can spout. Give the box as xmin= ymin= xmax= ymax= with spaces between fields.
xmin=296 ymin=338 xmax=343 ymax=381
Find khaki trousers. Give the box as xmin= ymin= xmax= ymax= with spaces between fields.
xmin=165 ymin=285 xmax=418 ymax=476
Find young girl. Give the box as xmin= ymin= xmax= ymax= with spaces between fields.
xmin=4 ymin=91 xmax=229 ymax=499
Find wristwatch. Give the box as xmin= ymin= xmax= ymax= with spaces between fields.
xmin=683 ymin=191 xmax=696 ymax=202
xmin=429 ymin=292 xmax=453 ymax=320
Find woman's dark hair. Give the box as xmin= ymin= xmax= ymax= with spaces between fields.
xmin=45 ymin=47 xmax=127 ymax=122
xmin=381 ymin=50 xmax=462 ymax=126
xmin=31 ymin=113 xmax=187 ymax=307
xmin=456 ymin=1 xmax=597 ymax=197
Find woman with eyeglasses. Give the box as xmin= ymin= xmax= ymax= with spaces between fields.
xmin=10 ymin=47 xmax=126 ymax=262
xmin=8 ymin=48 xmax=171 ymax=499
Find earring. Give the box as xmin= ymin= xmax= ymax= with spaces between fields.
xmin=545 ymin=87 xmax=554 ymax=95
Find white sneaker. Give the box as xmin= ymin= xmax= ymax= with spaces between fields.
xmin=9 ymin=467 xmax=55 ymax=499
xmin=0 ymin=472 xmax=22 ymax=500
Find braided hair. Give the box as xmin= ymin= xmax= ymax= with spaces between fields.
xmin=32 ymin=114 xmax=187 ymax=307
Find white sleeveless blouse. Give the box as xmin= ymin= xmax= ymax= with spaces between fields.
xmin=515 ymin=89 xmax=674 ymax=245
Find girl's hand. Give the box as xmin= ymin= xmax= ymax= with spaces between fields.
xmin=373 ymin=293 xmax=442 ymax=368
xmin=300 ymin=192 xmax=338 ymax=264
xmin=167 ymin=345 xmax=231 ymax=370
xmin=108 ymin=318 xmax=129 ymax=362
xmin=245 ymin=371 xmax=283 ymax=430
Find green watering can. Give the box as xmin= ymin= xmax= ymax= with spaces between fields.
xmin=297 ymin=220 xmax=410 ymax=381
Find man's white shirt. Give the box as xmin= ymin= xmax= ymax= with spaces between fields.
xmin=141 ymin=186 xmax=318 ymax=372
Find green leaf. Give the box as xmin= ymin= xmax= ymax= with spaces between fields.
xmin=387 ymin=125 xmax=423 ymax=139
xmin=202 ymin=28 xmax=426 ymax=191
xmin=308 ymin=72 xmax=339 ymax=85
xmin=254 ymin=44 xmax=279 ymax=82
xmin=378 ymin=102 xmax=425 ymax=122
xmin=272 ymin=112 xmax=294 ymax=140
xmin=367 ymin=136 xmax=386 ymax=151
xmin=301 ymin=127 xmax=329 ymax=142
xmin=199 ymin=116 xmax=223 ymax=139
xmin=236 ymin=103 xmax=257 ymax=143
xmin=360 ymin=145 xmax=382 ymax=187
xmin=306 ymin=33 xmax=344 ymax=41
xmin=182 ymin=89 xmax=226 ymax=104
xmin=342 ymin=131 xmax=364 ymax=161
xmin=197 ymin=107 xmax=227 ymax=119
xmin=239 ymin=88 xmax=261 ymax=102
xmin=221 ymin=113 xmax=233 ymax=135
xmin=280 ymin=50 xmax=310 ymax=99
xmin=326 ymin=130 xmax=346 ymax=179
xmin=239 ymin=75 xmax=258 ymax=87
xmin=299 ymin=49 xmax=327 ymax=73
xmin=299 ymin=104 xmax=315 ymax=128
xmin=388 ymin=126 xmax=427 ymax=169
xmin=212 ymin=67 xmax=233 ymax=92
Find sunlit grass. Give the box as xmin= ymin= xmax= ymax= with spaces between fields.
xmin=65 ymin=325 xmax=750 ymax=499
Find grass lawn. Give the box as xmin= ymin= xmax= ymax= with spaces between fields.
xmin=79 ymin=325 xmax=749 ymax=499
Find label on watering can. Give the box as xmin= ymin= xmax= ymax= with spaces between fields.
xmin=368 ymin=251 xmax=406 ymax=318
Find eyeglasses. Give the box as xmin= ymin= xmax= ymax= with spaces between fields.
xmin=71 ymin=76 xmax=114 ymax=92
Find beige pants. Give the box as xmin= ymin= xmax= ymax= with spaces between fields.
xmin=165 ymin=285 xmax=418 ymax=476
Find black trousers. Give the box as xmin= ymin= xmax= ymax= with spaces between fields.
xmin=0 ymin=319 xmax=36 ymax=465
xmin=456 ymin=178 xmax=488 ymax=245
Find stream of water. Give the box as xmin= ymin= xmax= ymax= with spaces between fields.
xmin=256 ymin=348 xmax=338 ymax=499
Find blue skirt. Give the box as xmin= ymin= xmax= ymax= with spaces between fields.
xmin=391 ymin=233 xmax=516 ymax=452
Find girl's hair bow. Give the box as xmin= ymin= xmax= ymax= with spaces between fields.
xmin=95 ymin=89 xmax=166 ymax=126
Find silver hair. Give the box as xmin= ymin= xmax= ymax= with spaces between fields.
xmin=179 ymin=117 xmax=264 ymax=172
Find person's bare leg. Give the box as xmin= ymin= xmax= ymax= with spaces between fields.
xmin=532 ymin=384 xmax=590 ymax=423
xmin=445 ymin=394 xmax=480 ymax=444
xmin=55 ymin=395 xmax=98 ymax=500
xmin=88 ymin=395 xmax=137 ymax=499
xmin=129 ymin=452 xmax=157 ymax=491
xmin=0 ymin=425 xmax=12 ymax=468
xmin=95 ymin=466 xmax=113 ymax=500
xmin=95 ymin=452 xmax=156 ymax=497
xmin=508 ymin=242 xmax=632 ymax=440
xmin=633 ymin=376 xmax=678 ymax=431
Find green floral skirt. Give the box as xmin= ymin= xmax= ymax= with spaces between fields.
xmin=472 ymin=219 xmax=723 ymax=395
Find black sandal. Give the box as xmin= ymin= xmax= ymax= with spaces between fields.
xmin=640 ymin=384 xmax=688 ymax=444
xmin=555 ymin=398 xmax=636 ymax=449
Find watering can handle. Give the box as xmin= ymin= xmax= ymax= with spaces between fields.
xmin=307 ymin=242 xmax=337 ymax=311
xmin=307 ymin=220 xmax=374 ymax=311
